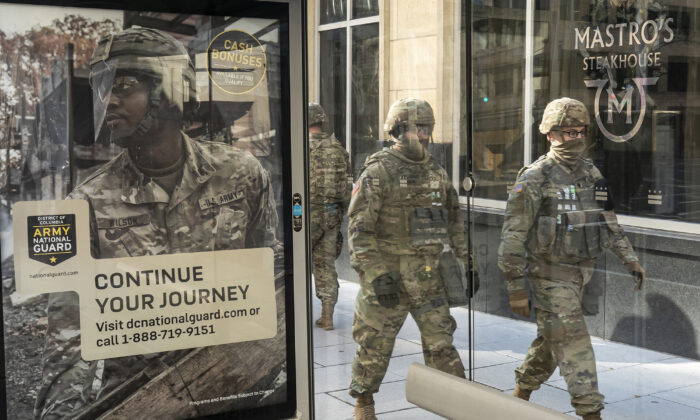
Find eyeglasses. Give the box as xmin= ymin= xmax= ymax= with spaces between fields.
xmin=553 ymin=128 xmax=587 ymax=139
xmin=94 ymin=75 xmax=146 ymax=102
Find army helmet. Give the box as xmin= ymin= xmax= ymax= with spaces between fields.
xmin=308 ymin=102 xmax=327 ymax=128
xmin=89 ymin=27 xmax=196 ymax=137
xmin=384 ymin=98 xmax=435 ymax=139
xmin=539 ymin=97 xmax=591 ymax=134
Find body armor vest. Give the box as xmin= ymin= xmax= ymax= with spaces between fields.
xmin=527 ymin=158 xmax=610 ymax=263
xmin=369 ymin=149 xmax=450 ymax=255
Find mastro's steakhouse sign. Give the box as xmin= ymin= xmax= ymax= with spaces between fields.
xmin=577 ymin=16 xmax=674 ymax=142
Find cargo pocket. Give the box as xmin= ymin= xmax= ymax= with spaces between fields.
xmin=214 ymin=207 xmax=247 ymax=249
xmin=584 ymin=209 xmax=603 ymax=256
xmin=535 ymin=216 xmax=557 ymax=255
xmin=562 ymin=211 xmax=586 ymax=257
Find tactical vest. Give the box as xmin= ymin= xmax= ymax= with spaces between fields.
xmin=368 ymin=149 xmax=450 ymax=255
xmin=526 ymin=157 xmax=610 ymax=263
xmin=309 ymin=134 xmax=348 ymax=204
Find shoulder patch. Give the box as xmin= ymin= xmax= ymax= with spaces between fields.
xmin=351 ymin=180 xmax=361 ymax=197
xmin=511 ymin=182 xmax=525 ymax=193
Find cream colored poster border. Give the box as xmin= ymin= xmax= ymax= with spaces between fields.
xmin=13 ymin=200 xmax=277 ymax=361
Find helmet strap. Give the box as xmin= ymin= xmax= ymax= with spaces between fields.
xmin=133 ymin=84 xmax=162 ymax=137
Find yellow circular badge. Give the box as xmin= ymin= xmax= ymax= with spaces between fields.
xmin=206 ymin=29 xmax=267 ymax=95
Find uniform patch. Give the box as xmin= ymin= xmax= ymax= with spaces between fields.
xmin=512 ymin=182 xmax=524 ymax=193
xmin=351 ymin=180 xmax=361 ymax=197
xmin=97 ymin=214 xmax=151 ymax=229
xmin=199 ymin=190 xmax=246 ymax=210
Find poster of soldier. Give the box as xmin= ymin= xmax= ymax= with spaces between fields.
xmin=0 ymin=2 xmax=294 ymax=419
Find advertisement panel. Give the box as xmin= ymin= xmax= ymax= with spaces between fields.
xmin=0 ymin=2 xmax=296 ymax=419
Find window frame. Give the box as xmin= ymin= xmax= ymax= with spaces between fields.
xmin=315 ymin=0 xmax=379 ymax=159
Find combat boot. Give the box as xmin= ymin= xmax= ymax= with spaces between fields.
xmin=582 ymin=411 xmax=602 ymax=420
xmin=513 ymin=384 xmax=532 ymax=401
xmin=353 ymin=394 xmax=377 ymax=420
xmin=315 ymin=303 xmax=334 ymax=330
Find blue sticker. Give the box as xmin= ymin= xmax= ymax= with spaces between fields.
xmin=293 ymin=204 xmax=302 ymax=216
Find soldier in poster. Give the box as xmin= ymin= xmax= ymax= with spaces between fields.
xmin=35 ymin=27 xmax=286 ymax=419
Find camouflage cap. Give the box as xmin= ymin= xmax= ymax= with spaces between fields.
xmin=308 ymin=102 xmax=327 ymax=127
xmin=539 ymin=97 xmax=591 ymax=134
xmin=384 ymin=98 xmax=435 ymax=136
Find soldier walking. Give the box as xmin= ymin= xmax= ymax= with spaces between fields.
xmin=35 ymin=28 xmax=282 ymax=419
xmin=348 ymin=99 xmax=472 ymax=419
xmin=498 ymin=97 xmax=646 ymax=420
xmin=308 ymin=103 xmax=352 ymax=330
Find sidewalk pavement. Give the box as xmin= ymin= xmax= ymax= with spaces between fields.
xmin=312 ymin=279 xmax=700 ymax=419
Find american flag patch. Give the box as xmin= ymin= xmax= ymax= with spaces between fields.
xmin=351 ymin=180 xmax=361 ymax=197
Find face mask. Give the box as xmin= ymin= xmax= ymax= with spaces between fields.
xmin=550 ymin=137 xmax=585 ymax=166
xmin=394 ymin=134 xmax=425 ymax=159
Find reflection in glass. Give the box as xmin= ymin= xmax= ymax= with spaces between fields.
xmin=350 ymin=23 xmax=379 ymax=177
xmin=467 ymin=1 xmax=700 ymax=419
xmin=471 ymin=6 xmax=526 ymax=200
xmin=532 ymin=1 xmax=700 ymax=223
xmin=352 ymin=0 xmax=379 ymax=20
xmin=320 ymin=0 xmax=347 ymax=24
xmin=319 ymin=28 xmax=347 ymax=145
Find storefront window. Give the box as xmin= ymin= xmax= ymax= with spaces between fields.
xmin=320 ymin=0 xmax=347 ymax=25
xmin=469 ymin=1 xmax=700 ymax=419
xmin=350 ymin=23 xmax=379 ymax=176
xmin=470 ymin=5 xmax=527 ymax=200
xmin=352 ymin=0 xmax=379 ymax=20
xmin=319 ymin=29 xmax=347 ymax=145
xmin=532 ymin=1 xmax=700 ymax=223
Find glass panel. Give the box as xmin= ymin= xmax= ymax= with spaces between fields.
xmin=529 ymin=1 xmax=700 ymax=224
xmin=350 ymin=23 xmax=379 ymax=176
xmin=471 ymin=5 xmax=527 ymax=200
xmin=319 ymin=28 xmax=347 ymax=145
xmin=312 ymin=2 xmax=469 ymax=418
xmin=470 ymin=1 xmax=700 ymax=419
xmin=352 ymin=0 xmax=379 ymax=20
xmin=320 ymin=0 xmax=347 ymax=24
xmin=1 ymin=4 xmax=296 ymax=419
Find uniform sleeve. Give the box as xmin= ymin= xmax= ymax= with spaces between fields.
xmin=341 ymin=148 xmax=352 ymax=215
xmin=446 ymin=182 xmax=468 ymax=264
xmin=589 ymin=167 xmax=639 ymax=265
xmin=246 ymin=165 xmax=280 ymax=250
xmin=601 ymin=209 xmax=639 ymax=264
xmin=67 ymin=190 xmax=101 ymax=258
xmin=347 ymin=163 xmax=389 ymax=283
xmin=497 ymin=173 xmax=542 ymax=293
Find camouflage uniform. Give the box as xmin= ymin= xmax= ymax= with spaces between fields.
xmin=308 ymin=105 xmax=352 ymax=305
xmin=498 ymin=98 xmax=640 ymax=417
xmin=35 ymin=28 xmax=282 ymax=419
xmin=348 ymin=99 xmax=467 ymax=399
xmin=34 ymin=134 xmax=280 ymax=419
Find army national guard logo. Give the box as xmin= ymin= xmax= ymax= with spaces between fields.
xmin=27 ymin=214 xmax=76 ymax=265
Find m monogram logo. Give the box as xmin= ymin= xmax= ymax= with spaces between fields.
xmin=584 ymin=77 xmax=658 ymax=142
